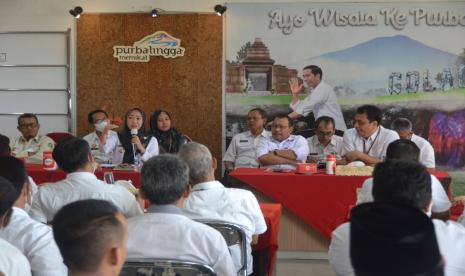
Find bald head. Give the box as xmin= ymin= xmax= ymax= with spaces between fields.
xmin=178 ymin=142 xmax=214 ymax=184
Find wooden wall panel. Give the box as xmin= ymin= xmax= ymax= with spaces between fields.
xmin=77 ymin=13 xmax=223 ymax=165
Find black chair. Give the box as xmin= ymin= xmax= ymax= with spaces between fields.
xmin=120 ymin=258 xmax=216 ymax=276
xmin=294 ymin=128 xmax=315 ymax=138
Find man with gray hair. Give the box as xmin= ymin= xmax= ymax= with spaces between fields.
xmin=179 ymin=142 xmax=267 ymax=275
xmin=126 ymin=154 xmax=236 ymax=276
xmin=391 ymin=117 xmax=435 ymax=168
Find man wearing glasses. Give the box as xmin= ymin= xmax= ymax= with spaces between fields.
xmin=10 ymin=113 xmax=55 ymax=163
xmin=306 ymin=116 xmax=343 ymax=163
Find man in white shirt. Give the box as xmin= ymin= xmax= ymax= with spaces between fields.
xmin=29 ymin=137 xmax=142 ymax=223
xmin=257 ymin=114 xmax=309 ymax=170
xmin=307 ymin=116 xmax=343 ymax=163
xmin=83 ymin=109 xmax=121 ymax=164
xmin=53 ymin=199 xmax=128 ymax=276
xmin=179 ymin=142 xmax=267 ymax=275
xmin=356 ymin=139 xmax=450 ymax=220
xmin=342 ymin=105 xmax=399 ymax=165
xmin=391 ymin=117 xmax=435 ymax=168
xmin=9 ymin=113 xmax=55 ymax=164
xmin=288 ymin=65 xmax=346 ymax=131
xmin=0 ymin=177 xmax=32 ymax=276
xmin=329 ymin=160 xmax=465 ymax=276
xmin=127 ymin=155 xmax=236 ymax=276
xmin=223 ymin=108 xmax=271 ymax=171
xmin=0 ymin=156 xmax=67 ymax=276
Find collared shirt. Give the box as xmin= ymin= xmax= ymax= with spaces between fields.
xmin=182 ymin=181 xmax=267 ymax=274
xmin=342 ymin=126 xmax=399 ymax=160
xmin=10 ymin=134 xmax=55 ymax=164
xmin=0 ymin=237 xmax=31 ymax=276
xmin=256 ymin=134 xmax=310 ymax=170
xmin=307 ymin=134 xmax=343 ymax=160
xmin=223 ymin=130 xmax=271 ymax=168
xmin=29 ymin=172 xmax=142 ymax=223
xmin=329 ymin=219 xmax=465 ymax=276
xmin=127 ymin=205 xmax=236 ymax=276
xmin=411 ymin=134 xmax=435 ymax=168
xmin=356 ymin=175 xmax=451 ymax=213
xmin=290 ymin=81 xmax=347 ymax=131
xmin=83 ymin=130 xmax=120 ymax=164
xmin=0 ymin=207 xmax=67 ymax=276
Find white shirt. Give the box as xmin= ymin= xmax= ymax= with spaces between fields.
xmin=329 ymin=219 xmax=465 ymax=276
xmin=256 ymin=134 xmax=310 ymax=170
xmin=290 ymin=81 xmax=347 ymax=131
xmin=307 ymin=134 xmax=343 ymax=160
xmin=356 ymin=175 xmax=451 ymax=213
xmin=0 ymin=237 xmax=31 ymax=276
xmin=411 ymin=134 xmax=436 ymax=168
xmin=83 ymin=130 xmax=120 ymax=164
xmin=0 ymin=207 xmax=67 ymax=276
xmin=182 ymin=181 xmax=267 ymax=274
xmin=223 ymin=130 xmax=271 ymax=168
xmin=141 ymin=137 xmax=159 ymax=162
xmin=29 ymin=172 xmax=142 ymax=223
xmin=10 ymin=134 xmax=55 ymax=164
xmin=342 ymin=126 xmax=399 ymax=160
xmin=127 ymin=205 xmax=236 ymax=276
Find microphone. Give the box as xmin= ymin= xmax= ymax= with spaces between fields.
xmin=130 ymin=128 xmax=138 ymax=137
xmin=130 ymin=129 xmax=138 ymax=163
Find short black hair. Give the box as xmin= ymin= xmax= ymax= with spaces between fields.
xmin=356 ymin=105 xmax=382 ymax=125
xmin=53 ymin=136 xmax=90 ymax=173
xmin=0 ymin=176 xmax=18 ymax=219
xmin=391 ymin=118 xmax=413 ymax=133
xmin=249 ymin=108 xmax=268 ymax=119
xmin=386 ymin=139 xmax=420 ymax=162
xmin=0 ymin=156 xmax=27 ymax=194
xmin=273 ymin=114 xmax=293 ymax=128
xmin=315 ymin=116 xmax=335 ymax=129
xmin=141 ymin=154 xmax=189 ymax=205
xmin=87 ymin=110 xmax=108 ymax=124
xmin=372 ymin=159 xmax=431 ymax=211
xmin=18 ymin=113 xmax=39 ymax=125
xmin=303 ymin=65 xmax=323 ymax=80
xmin=0 ymin=134 xmax=10 ymax=156
xmin=52 ymin=199 xmax=124 ymax=273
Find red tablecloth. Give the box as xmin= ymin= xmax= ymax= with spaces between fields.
xmin=254 ymin=203 xmax=282 ymax=276
xmin=230 ymin=168 xmax=450 ymax=239
xmin=27 ymin=164 xmax=141 ymax=187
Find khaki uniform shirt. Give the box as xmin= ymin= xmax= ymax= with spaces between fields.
xmin=10 ymin=134 xmax=55 ymax=164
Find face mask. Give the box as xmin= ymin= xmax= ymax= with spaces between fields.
xmin=95 ymin=120 xmax=108 ymax=132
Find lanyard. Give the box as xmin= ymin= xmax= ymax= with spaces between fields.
xmin=363 ymin=127 xmax=381 ymax=155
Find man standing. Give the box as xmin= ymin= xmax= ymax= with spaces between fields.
xmin=10 ymin=113 xmax=55 ymax=163
xmin=257 ymin=114 xmax=309 ymax=170
xmin=391 ymin=117 xmax=435 ymax=168
xmin=223 ymin=108 xmax=270 ymax=171
xmin=288 ymin=65 xmax=346 ymax=132
xmin=342 ymin=105 xmax=399 ymax=165
xmin=306 ymin=116 xmax=343 ymax=162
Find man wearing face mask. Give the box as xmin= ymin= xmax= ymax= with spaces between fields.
xmin=83 ymin=110 xmax=121 ymax=164
xmin=29 ymin=137 xmax=142 ymax=224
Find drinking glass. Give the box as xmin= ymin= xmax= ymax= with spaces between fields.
xmin=103 ymin=172 xmax=115 ymax=184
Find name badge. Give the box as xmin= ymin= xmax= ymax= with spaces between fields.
xmin=239 ymin=140 xmax=249 ymax=143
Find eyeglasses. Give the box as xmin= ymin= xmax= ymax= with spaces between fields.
xmin=316 ymin=131 xmax=333 ymax=137
xmin=19 ymin=123 xmax=38 ymax=129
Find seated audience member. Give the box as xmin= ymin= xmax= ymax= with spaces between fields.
xmin=223 ymin=108 xmax=270 ymax=171
xmin=342 ymin=105 xmax=399 ymax=165
xmin=118 ymin=107 xmax=158 ymax=165
xmin=356 ymin=139 xmax=450 ymax=220
xmin=0 ymin=176 xmax=31 ymax=276
xmin=179 ymin=142 xmax=267 ymax=274
xmin=350 ymin=202 xmax=443 ymax=276
xmin=83 ymin=109 xmax=120 ymax=164
xmin=0 ymin=156 xmax=67 ymax=276
xmin=0 ymin=134 xmax=10 ymax=156
xmin=150 ymin=109 xmax=187 ymax=154
xmin=306 ymin=116 xmax=343 ymax=163
xmin=53 ymin=199 xmax=128 ymax=276
xmin=329 ymin=160 xmax=465 ymax=276
xmin=10 ymin=113 xmax=55 ymax=164
xmin=29 ymin=137 xmax=142 ymax=223
xmin=391 ymin=117 xmax=435 ymax=168
xmin=257 ymin=114 xmax=309 ymax=170
xmin=126 ymin=155 xmax=236 ymax=276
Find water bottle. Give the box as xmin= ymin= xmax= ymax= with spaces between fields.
xmin=326 ymin=154 xmax=336 ymax=175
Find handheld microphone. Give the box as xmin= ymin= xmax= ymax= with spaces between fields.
xmin=130 ymin=128 xmax=138 ymax=137
xmin=130 ymin=129 xmax=138 ymax=163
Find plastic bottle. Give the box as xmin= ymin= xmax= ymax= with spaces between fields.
xmin=326 ymin=154 xmax=336 ymax=175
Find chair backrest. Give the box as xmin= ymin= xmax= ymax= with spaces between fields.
xmin=120 ymin=258 xmax=216 ymax=276
xmin=294 ymin=128 xmax=314 ymax=138
xmin=46 ymin=132 xmax=73 ymax=144
xmin=195 ymin=219 xmax=248 ymax=276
